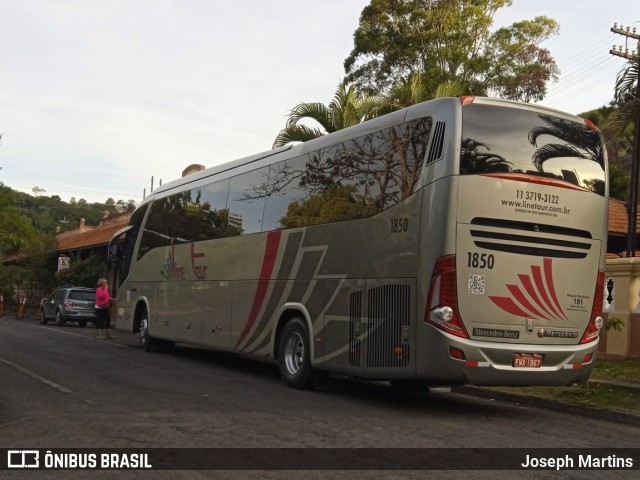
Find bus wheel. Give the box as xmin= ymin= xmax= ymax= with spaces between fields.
xmin=278 ymin=317 xmax=315 ymax=389
xmin=140 ymin=315 xmax=155 ymax=352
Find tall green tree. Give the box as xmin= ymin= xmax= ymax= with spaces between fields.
xmin=612 ymin=54 xmax=640 ymax=140
xmin=388 ymin=74 xmax=465 ymax=107
xmin=609 ymin=165 xmax=631 ymax=202
xmin=344 ymin=0 xmax=559 ymax=101
xmin=614 ymin=55 xmax=640 ymax=115
xmin=272 ymin=82 xmax=395 ymax=148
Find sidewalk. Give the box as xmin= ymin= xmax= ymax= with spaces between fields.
xmin=454 ymin=377 xmax=640 ymax=426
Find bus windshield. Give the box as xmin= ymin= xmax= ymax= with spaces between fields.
xmin=460 ymin=104 xmax=606 ymax=195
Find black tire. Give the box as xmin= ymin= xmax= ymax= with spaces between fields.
xmin=139 ymin=312 xmax=173 ymax=352
xmin=140 ymin=314 xmax=155 ymax=352
xmin=56 ymin=311 xmax=65 ymax=326
xmin=78 ymin=320 xmax=87 ymax=328
xmin=39 ymin=309 xmax=48 ymax=325
xmin=278 ymin=317 xmax=315 ymax=389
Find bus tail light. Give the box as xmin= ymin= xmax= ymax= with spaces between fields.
xmin=449 ymin=346 xmax=466 ymax=360
xmin=580 ymin=269 xmax=605 ymax=344
xmin=584 ymin=118 xmax=599 ymax=132
xmin=426 ymin=255 xmax=469 ymax=339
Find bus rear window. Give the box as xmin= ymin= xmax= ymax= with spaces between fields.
xmin=460 ymin=104 xmax=606 ymax=195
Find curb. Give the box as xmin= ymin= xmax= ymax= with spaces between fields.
xmin=452 ymin=385 xmax=640 ymax=427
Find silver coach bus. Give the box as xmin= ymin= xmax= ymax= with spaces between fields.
xmin=108 ymin=96 xmax=608 ymax=390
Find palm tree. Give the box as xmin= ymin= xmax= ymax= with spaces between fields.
xmin=272 ymin=82 xmax=395 ymax=148
xmin=460 ymin=139 xmax=512 ymax=174
xmin=528 ymin=114 xmax=604 ymax=172
xmin=389 ymin=74 xmax=465 ymax=108
xmin=613 ymin=55 xmax=640 ymax=131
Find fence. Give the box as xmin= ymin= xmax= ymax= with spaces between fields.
xmin=600 ymin=257 xmax=640 ymax=358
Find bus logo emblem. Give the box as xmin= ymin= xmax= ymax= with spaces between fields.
xmin=489 ymin=258 xmax=567 ymax=321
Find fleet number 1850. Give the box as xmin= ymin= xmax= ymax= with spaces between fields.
xmin=467 ymin=252 xmax=495 ymax=269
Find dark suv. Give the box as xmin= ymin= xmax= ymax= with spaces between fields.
xmin=39 ymin=287 xmax=97 ymax=327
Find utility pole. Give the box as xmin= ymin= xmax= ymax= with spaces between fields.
xmin=610 ymin=23 xmax=640 ymax=257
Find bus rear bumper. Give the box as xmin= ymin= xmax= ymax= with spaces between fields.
xmin=418 ymin=329 xmax=599 ymax=387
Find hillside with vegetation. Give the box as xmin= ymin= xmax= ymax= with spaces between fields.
xmin=0 ymin=183 xmax=136 ymax=308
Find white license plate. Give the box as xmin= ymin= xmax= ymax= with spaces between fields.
xmin=512 ymin=353 xmax=543 ymax=368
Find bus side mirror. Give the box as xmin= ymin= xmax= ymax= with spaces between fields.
xmin=108 ymin=244 xmax=119 ymax=263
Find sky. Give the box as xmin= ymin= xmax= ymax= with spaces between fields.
xmin=0 ymin=0 xmax=639 ymax=205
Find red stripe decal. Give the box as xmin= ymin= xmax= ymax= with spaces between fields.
xmin=506 ymin=284 xmax=546 ymax=320
xmin=518 ymin=274 xmax=550 ymax=320
xmin=543 ymin=258 xmax=568 ymax=320
xmin=234 ymin=231 xmax=282 ymax=349
xmin=532 ymin=265 xmax=563 ymax=320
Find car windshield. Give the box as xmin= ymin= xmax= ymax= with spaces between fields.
xmin=68 ymin=290 xmax=96 ymax=301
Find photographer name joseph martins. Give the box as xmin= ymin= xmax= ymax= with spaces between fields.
xmin=521 ymin=454 xmax=634 ymax=470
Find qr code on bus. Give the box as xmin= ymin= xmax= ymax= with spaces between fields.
xmin=468 ymin=274 xmax=485 ymax=295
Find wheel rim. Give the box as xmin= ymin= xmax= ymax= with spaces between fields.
xmin=139 ymin=318 xmax=148 ymax=346
xmin=283 ymin=331 xmax=305 ymax=375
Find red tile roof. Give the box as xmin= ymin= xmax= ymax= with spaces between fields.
xmin=608 ymin=199 xmax=640 ymax=236
xmin=56 ymin=213 xmax=131 ymax=251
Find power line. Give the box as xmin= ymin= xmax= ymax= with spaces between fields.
xmin=554 ymin=35 xmax=613 ymax=72
xmin=545 ymin=67 xmax=618 ymax=108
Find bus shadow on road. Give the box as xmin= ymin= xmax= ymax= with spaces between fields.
xmin=140 ymin=342 xmax=519 ymax=420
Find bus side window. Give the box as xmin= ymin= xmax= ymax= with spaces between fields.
xmin=227 ymin=167 xmax=269 ymax=235
xmin=262 ymin=155 xmax=310 ymax=231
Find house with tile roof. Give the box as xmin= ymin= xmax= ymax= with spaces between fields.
xmin=607 ymin=199 xmax=640 ymax=257
xmin=55 ymin=211 xmax=132 ymax=260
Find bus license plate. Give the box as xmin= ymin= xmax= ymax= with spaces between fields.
xmin=512 ymin=353 xmax=543 ymax=368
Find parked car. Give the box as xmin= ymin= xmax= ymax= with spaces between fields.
xmin=39 ymin=287 xmax=97 ymax=327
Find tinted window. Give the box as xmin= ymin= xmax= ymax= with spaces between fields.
xmin=136 ymin=117 xmax=433 ymax=241
xmin=200 ymin=179 xmax=230 ymax=212
xmin=139 ymin=182 xmax=242 ymax=258
xmin=367 ymin=118 xmax=432 ymax=210
xmin=460 ymin=104 xmax=606 ymax=194
xmin=261 ymin=155 xmax=309 ymax=231
xmin=259 ymin=118 xmax=432 ymax=229
xmin=52 ymin=291 xmax=65 ymax=302
xmin=120 ymin=203 xmax=148 ymax=277
xmin=68 ymin=290 xmax=95 ymax=301
xmin=227 ymin=168 xmax=269 ymax=235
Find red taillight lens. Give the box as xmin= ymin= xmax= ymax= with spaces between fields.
xmin=584 ymin=118 xmax=599 ymax=132
xmin=580 ymin=269 xmax=605 ymax=344
xmin=426 ymin=255 xmax=469 ymax=339
xmin=449 ymin=347 xmax=466 ymax=360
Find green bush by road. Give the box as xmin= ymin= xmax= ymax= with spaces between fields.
xmin=489 ymin=358 xmax=640 ymax=415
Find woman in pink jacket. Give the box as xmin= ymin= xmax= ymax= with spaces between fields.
xmin=95 ymin=278 xmax=113 ymax=339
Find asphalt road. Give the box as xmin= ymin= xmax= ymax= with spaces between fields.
xmin=1 ymin=315 xmax=639 ymax=480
